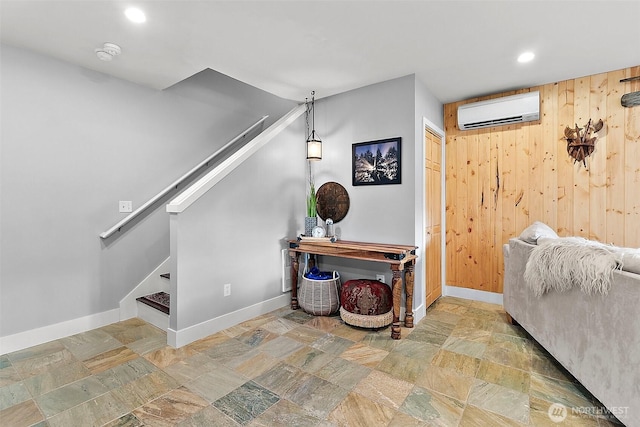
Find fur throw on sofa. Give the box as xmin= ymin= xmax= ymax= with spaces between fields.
xmin=524 ymin=238 xmax=622 ymax=297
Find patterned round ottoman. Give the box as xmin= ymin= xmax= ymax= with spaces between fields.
xmin=340 ymin=279 xmax=393 ymax=328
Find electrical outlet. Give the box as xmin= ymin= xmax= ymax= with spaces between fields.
xmin=223 ymin=283 xmax=231 ymax=297
xmin=376 ymin=274 xmax=385 ymax=283
xmin=119 ymin=201 xmax=132 ymax=213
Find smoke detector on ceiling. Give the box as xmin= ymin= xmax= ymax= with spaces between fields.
xmin=95 ymin=43 xmax=121 ymax=61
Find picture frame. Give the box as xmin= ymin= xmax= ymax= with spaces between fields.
xmin=352 ymin=137 xmax=401 ymax=186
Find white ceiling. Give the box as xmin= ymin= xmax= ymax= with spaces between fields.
xmin=2 ymin=1 xmax=639 ymax=104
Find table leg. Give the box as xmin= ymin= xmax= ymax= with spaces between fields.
xmin=289 ymin=250 xmax=299 ymax=310
xmin=390 ymin=264 xmax=404 ymax=339
xmin=404 ymin=261 xmax=415 ymax=328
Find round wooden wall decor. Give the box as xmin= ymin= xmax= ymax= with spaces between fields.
xmin=316 ymin=182 xmax=350 ymax=223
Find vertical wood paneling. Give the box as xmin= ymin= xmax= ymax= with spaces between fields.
xmin=626 ymin=66 xmax=640 ymax=246
xmin=589 ymin=73 xmax=608 ymax=242
xmin=606 ymin=69 xmax=626 ymax=244
xmin=444 ymin=66 xmax=640 ymax=293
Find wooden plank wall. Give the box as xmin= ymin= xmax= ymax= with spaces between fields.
xmin=444 ymin=66 xmax=640 ymax=293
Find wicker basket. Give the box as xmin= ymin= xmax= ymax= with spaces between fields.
xmin=298 ymin=271 xmax=340 ymax=316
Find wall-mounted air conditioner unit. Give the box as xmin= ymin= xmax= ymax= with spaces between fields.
xmin=457 ymin=91 xmax=540 ymax=130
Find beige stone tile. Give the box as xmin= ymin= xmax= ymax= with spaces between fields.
xmin=284 ymin=325 xmax=328 ymax=345
xmin=529 ymin=373 xmax=594 ymax=409
xmin=0 ymin=382 xmax=32 ymax=411
xmin=476 ymin=359 xmax=530 ymax=394
xmin=529 ymin=396 xmax=600 ymax=426
xmin=432 ymin=301 xmax=469 ymax=315
xmin=106 ymin=323 xmax=165 ymax=345
xmin=0 ymin=363 xmax=23 ymax=387
xmin=162 ymin=353 xmax=220 ymax=385
xmin=144 ymin=345 xmax=198 ymax=369
xmin=61 ymin=329 xmax=124 ymax=361
xmin=377 ymin=351 xmax=426 ymax=383
xmin=449 ymin=326 xmax=493 ymax=343
xmin=482 ymin=346 xmax=531 ymax=372
xmin=0 ymin=399 xmax=44 ymax=427
xmin=491 ymin=320 xmax=530 ymax=338
xmin=423 ymin=309 xmax=462 ymax=325
xmin=178 ymin=405 xmax=240 ymax=427
xmin=415 ymin=365 xmax=474 ymax=402
xmin=237 ymin=328 xmax=279 ymax=348
xmin=183 ymin=331 xmax=230 ymax=353
xmin=111 ymin=370 xmax=180 ymax=410
xmin=353 ymin=369 xmax=413 ymax=410
xmin=285 ymin=346 xmax=334 ymax=373
xmin=261 ymin=318 xmax=301 ymax=335
xmin=185 ymin=365 xmax=248 ymax=403
xmin=132 ymin=387 xmax=209 ymax=426
xmin=234 ymin=351 xmax=280 ymax=379
xmin=10 ymin=347 xmax=77 ymax=379
xmin=22 ymin=360 xmax=91 ymax=397
xmin=329 ymin=391 xmax=396 ymax=426
xmin=305 ymin=315 xmax=342 ymax=333
xmin=126 ymin=334 xmax=168 ymax=356
xmin=387 ymin=411 xmax=427 ymax=427
xmin=470 ymin=300 xmax=505 ymax=313
xmin=35 ymin=376 xmax=110 ymax=417
xmin=488 ymin=332 xmax=532 ymax=355
xmin=250 ymin=399 xmax=321 ymax=427
xmin=46 ymin=391 xmax=130 ymax=427
xmin=84 ymin=346 xmax=139 ymax=374
xmin=442 ymin=336 xmax=487 ymax=358
xmin=330 ymin=324 xmax=370 ymax=342
xmin=399 ymin=386 xmax=465 ymax=426
xmin=459 ymin=404 xmax=528 ymax=426
xmin=99 ymin=318 xmax=148 ymax=336
xmin=456 ymin=316 xmax=495 ymax=331
xmin=431 ymin=349 xmax=481 ymax=377
xmin=315 ymin=357 xmax=371 ymax=390
xmin=103 ymin=413 xmax=145 ymax=427
xmin=253 ymin=362 xmax=312 ymax=397
xmin=340 ymin=342 xmax=389 ymax=368
xmin=467 ymin=379 xmax=530 ymax=424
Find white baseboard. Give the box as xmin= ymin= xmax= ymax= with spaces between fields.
xmin=443 ymin=285 xmax=503 ymax=306
xmin=168 ymin=293 xmax=291 ymax=348
xmin=120 ymin=257 xmax=170 ymax=321
xmin=0 ymin=309 xmax=120 ymax=354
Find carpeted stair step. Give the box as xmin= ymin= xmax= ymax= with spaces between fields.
xmin=136 ymin=292 xmax=170 ymax=315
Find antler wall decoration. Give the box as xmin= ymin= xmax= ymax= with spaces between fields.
xmin=563 ymin=118 xmax=603 ymax=166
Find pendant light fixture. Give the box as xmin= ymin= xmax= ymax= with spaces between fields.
xmin=306 ymin=91 xmax=322 ymax=160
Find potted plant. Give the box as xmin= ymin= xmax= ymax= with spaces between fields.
xmin=305 ymin=168 xmax=317 ymax=236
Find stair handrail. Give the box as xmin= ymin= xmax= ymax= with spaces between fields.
xmin=99 ymin=116 xmax=268 ymax=239
xmin=167 ymin=103 xmax=305 ymax=214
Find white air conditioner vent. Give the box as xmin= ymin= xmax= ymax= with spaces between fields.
xmin=457 ymin=91 xmax=540 ymax=130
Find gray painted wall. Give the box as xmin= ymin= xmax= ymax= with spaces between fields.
xmin=1 ymin=43 xmax=443 ymax=340
xmin=304 ymin=75 xmax=443 ymax=291
xmin=0 ymin=45 xmax=294 ymax=337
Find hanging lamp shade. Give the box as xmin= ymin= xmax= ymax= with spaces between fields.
xmin=307 ymin=135 xmax=322 ymax=160
xmin=306 ymin=91 xmax=322 ymax=160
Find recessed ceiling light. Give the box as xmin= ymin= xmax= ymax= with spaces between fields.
xmin=518 ymin=52 xmax=535 ymax=63
xmin=125 ymin=7 xmax=146 ymax=23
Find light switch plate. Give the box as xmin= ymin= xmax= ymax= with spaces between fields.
xmin=119 ymin=201 xmax=132 ymax=213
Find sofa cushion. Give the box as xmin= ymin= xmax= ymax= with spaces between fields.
xmin=622 ymin=252 xmax=640 ymax=275
xmin=518 ymin=221 xmax=558 ymax=244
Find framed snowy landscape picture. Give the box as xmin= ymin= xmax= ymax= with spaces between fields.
xmin=352 ymin=137 xmax=401 ymax=186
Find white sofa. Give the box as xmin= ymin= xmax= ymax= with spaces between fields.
xmin=503 ymin=237 xmax=640 ymax=427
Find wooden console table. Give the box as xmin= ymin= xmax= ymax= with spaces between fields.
xmin=288 ymin=238 xmax=418 ymax=339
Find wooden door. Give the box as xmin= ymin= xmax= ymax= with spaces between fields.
xmin=425 ymin=127 xmax=442 ymax=307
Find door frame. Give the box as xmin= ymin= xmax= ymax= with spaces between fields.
xmin=416 ymin=117 xmax=445 ymax=316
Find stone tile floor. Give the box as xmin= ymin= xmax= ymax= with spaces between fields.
xmin=0 ymin=297 xmax=624 ymax=426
